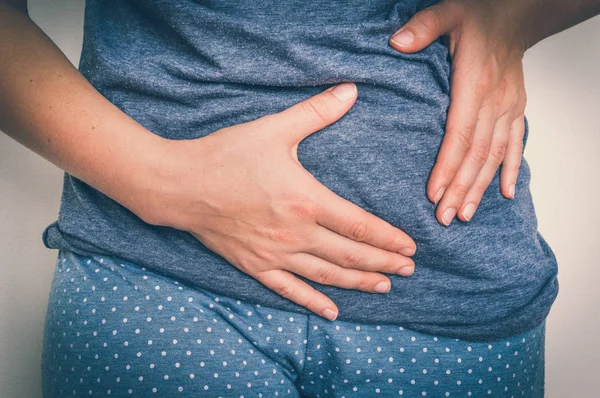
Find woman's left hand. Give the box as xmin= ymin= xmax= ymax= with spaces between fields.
xmin=389 ymin=0 xmax=529 ymax=226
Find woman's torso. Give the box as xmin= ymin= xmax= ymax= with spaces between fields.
xmin=42 ymin=0 xmax=559 ymax=342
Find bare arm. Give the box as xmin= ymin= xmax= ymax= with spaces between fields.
xmin=1 ymin=1 xmax=420 ymax=320
xmin=521 ymin=0 xmax=600 ymax=49
xmin=0 ymin=1 xmax=167 ymax=223
xmin=388 ymin=0 xmax=600 ymax=226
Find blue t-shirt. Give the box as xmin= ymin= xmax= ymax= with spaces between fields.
xmin=42 ymin=0 xmax=559 ymax=342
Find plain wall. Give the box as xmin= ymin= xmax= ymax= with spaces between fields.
xmin=0 ymin=1 xmax=598 ymax=397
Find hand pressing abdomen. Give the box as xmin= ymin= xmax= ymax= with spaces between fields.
xmin=140 ymin=83 xmax=417 ymax=322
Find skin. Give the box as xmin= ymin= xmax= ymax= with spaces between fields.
xmin=389 ymin=0 xmax=600 ymax=226
xmin=1 ymin=0 xmax=598 ymax=320
xmin=0 ymin=1 xmax=416 ymax=322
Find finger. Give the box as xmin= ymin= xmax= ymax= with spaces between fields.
xmin=313 ymin=184 xmax=417 ymax=256
xmin=435 ymin=102 xmax=496 ymax=226
xmin=500 ymin=115 xmax=525 ymax=199
xmin=254 ymin=269 xmax=339 ymax=321
xmin=306 ymin=226 xmax=415 ymax=276
xmin=286 ymin=252 xmax=393 ymax=293
xmin=264 ymin=82 xmax=358 ymax=148
xmin=426 ymin=56 xmax=489 ymax=205
xmin=389 ymin=1 xmax=462 ymax=52
xmin=457 ymin=114 xmax=512 ymax=222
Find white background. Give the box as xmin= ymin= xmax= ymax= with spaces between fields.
xmin=0 ymin=1 xmax=598 ymax=396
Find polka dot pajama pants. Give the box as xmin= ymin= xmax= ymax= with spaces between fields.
xmin=42 ymin=249 xmax=546 ymax=397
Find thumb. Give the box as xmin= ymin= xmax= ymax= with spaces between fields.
xmin=271 ymin=82 xmax=358 ymax=146
xmin=389 ymin=2 xmax=461 ymax=53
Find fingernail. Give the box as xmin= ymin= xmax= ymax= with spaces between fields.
xmin=441 ymin=207 xmax=457 ymax=226
xmin=330 ymin=83 xmax=357 ymax=102
xmin=391 ymin=29 xmax=415 ymax=47
xmin=399 ymin=247 xmax=416 ymax=256
xmin=373 ymin=281 xmax=391 ymax=293
xmin=434 ymin=187 xmax=446 ymax=204
xmin=461 ymin=202 xmax=477 ymax=221
xmin=397 ymin=265 xmax=415 ymax=277
xmin=509 ymin=184 xmax=515 ymax=199
xmin=321 ymin=308 xmax=338 ymax=321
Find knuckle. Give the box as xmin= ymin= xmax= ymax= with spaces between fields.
xmin=285 ymin=195 xmax=318 ymax=219
xmin=341 ymin=249 xmax=363 ymax=268
xmin=495 ymin=79 xmax=508 ymax=102
xmin=356 ymin=276 xmax=376 ymax=292
xmin=302 ymin=296 xmax=319 ymax=313
xmin=267 ymin=227 xmax=298 ymax=246
xmin=389 ymin=234 xmax=409 ymax=252
xmin=275 ymin=283 xmax=295 ymax=299
xmin=469 ymin=144 xmax=490 ymax=165
xmin=506 ymin=87 xmax=520 ymax=106
xmin=474 ymin=82 xmax=489 ymax=99
xmin=483 ymin=56 xmax=499 ymax=76
xmin=452 ymin=182 xmax=471 ymax=198
xmin=520 ymin=90 xmax=528 ymax=108
xmin=315 ymin=266 xmax=339 ymax=285
xmin=299 ymin=98 xmax=330 ymax=123
xmin=253 ymin=246 xmax=279 ymax=264
xmin=451 ymin=125 xmax=474 ymax=149
xmin=348 ymin=217 xmax=369 ymax=242
xmin=433 ymin=159 xmax=459 ymax=180
xmin=476 ymin=71 xmax=495 ymax=96
xmin=516 ymin=93 xmax=527 ymax=112
xmin=414 ymin=8 xmax=443 ymax=33
xmin=497 ymin=107 xmax=512 ymax=120
xmin=472 ymin=181 xmax=488 ymax=197
xmin=383 ymin=258 xmax=403 ymax=274
xmin=489 ymin=143 xmax=507 ymax=163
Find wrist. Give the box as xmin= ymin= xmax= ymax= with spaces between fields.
xmin=514 ymin=0 xmax=550 ymax=50
xmin=113 ymin=131 xmax=179 ymax=227
xmin=514 ymin=0 xmax=600 ymax=50
xmin=128 ymin=135 xmax=207 ymax=229
xmin=484 ymin=0 xmax=532 ymax=55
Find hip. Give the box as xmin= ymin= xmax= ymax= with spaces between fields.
xmin=42 ymin=249 xmax=546 ymax=397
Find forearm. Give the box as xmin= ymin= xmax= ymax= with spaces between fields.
xmin=519 ymin=0 xmax=600 ymax=49
xmin=0 ymin=4 xmax=168 ymax=222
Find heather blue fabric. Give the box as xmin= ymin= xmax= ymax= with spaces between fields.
xmin=42 ymin=0 xmax=559 ymax=342
xmin=42 ymin=250 xmax=546 ymax=397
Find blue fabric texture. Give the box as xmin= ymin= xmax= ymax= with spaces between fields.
xmin=41 ymin=0 xmax=559 ymax=342
xmin=42 ymin=250 xmax=546 ymax=397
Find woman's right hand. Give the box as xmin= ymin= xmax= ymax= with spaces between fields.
xmin=0 ymin=2 xmax=414 ymax=321
xmin=142 ymin=83 xmax=417 ymax=321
